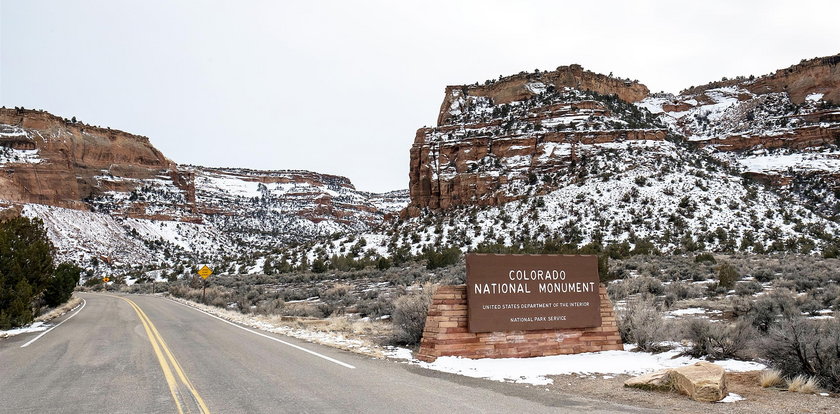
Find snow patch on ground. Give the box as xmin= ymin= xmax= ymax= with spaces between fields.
xmin=719 ymin=393 xmax=745 ymax=403
xmin=805 ymin=93 xmax=824 ymax=102
xmin=669 ymin=307 xmax=710 ymax=316
xmin=0 ymin=321 xmax=49 ymax=338
xmin=411 ymin=348 xmax=765 ymax=386
xmin=525 ymin=82 xmax=547 ymax=95
xmin=737 ymin=151 xmax=840 ymax=174
xmin=665 ymin=307 xmax=723 ymax=319
xmin=0 ymin=148 xmax=41 ymax=165
xmin=384 ymin=347 xmax=414 ymax=360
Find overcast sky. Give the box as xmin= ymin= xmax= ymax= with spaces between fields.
xmin=1 ymin=1 xmax=838 ymax=192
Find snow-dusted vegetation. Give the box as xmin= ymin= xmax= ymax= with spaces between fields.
xmin=292 ymin=139 xmax=838 ymax=270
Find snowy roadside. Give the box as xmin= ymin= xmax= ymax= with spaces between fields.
xmin=0 ymin=321 xmax=51 ymax=339
xmin=168 ymin=295 xmax=766 ymax=390
xmin=0 ymin=296 xmax=83 ymax=339
xmin=404 ymin=345 xmax=765 ymax=386
xmin=167 ymin=296 xmax=392 ymax=358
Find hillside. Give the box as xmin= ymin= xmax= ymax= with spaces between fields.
xmin=407 ymin=65 xmax=665 ymax=215
xmin=0 ymin=108 xmax=407 ymax=274
xmin=294 ymin=56 xmax=840 ymax=269
xmin=2 ymin=54 xmax=839 ymax=276
xmin=639 ymin=54 xmax=840 ymax=216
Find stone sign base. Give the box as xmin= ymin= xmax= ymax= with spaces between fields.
xmin=416 ymin=284 xmax=623 ymax=362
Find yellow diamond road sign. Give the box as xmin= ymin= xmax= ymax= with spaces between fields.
xmin=198 ymin=265 xmax=213 ymax=279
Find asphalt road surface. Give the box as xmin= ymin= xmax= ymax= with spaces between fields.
xmin=0 ymin=293 xmax=659 ymax=413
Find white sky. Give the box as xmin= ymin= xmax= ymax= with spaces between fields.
xmin=1 ymin=0 xmax=838 ymax=192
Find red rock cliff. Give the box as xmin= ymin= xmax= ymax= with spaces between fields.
xmin=682 ymin=54 xmax=840 ymax=105
xmin=0 ymin=108 xmax=175 ymax=209
xmin=437 ymin=65 xmax=649 ymax=126
xmin=407 ymin=67 xmax=665 ymax=216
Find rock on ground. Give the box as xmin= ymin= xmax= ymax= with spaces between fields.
xmin=625 ymin=361 xmax=728 ymax=402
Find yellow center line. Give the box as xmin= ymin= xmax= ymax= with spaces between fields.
xmin=136 ymin=302 xmax=211 ymax=414
xmin=109 ymin=295 xmax=210 ymax=414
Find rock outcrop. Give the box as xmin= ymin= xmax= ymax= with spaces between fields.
xmin=642 ymin=54 xmax=840 ymax=215
xmin=0 ymin=108 xmax=173 ymax=210
xmin=623 ymin=370 xmax=672 ymax=392
xmin=437 ymin=64 xmax=649 ymax=125
xmin=407 ymin=68 xmax=666 ymax=216
xmin=407 ymin=55 xmax=840 ymax=218
xmin=682 ymin=54 xmax=840 ymax=105
xmin=0 ymin=204 xmax=22 ymax=222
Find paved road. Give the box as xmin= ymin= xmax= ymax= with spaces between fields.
xmin=0 ymin=293 xmax=659 ymax=413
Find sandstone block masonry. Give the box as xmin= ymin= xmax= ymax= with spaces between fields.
xmin=416 ymin=284 xmax=622 ymax=362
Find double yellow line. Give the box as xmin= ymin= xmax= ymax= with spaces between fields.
xmin=113 ymin=296 xmax=210 ymax=414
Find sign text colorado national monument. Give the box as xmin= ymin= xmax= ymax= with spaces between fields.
xmin=466 ymin=254 xmax=602 ymax=333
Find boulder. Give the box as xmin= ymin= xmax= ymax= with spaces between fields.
xmin=623 ymin=369 xmax=672 ymax=392
xmin=624 ymin=361 xmax=728 ymax=403
xmin=670 ymin=362 xmax=727 ymax=402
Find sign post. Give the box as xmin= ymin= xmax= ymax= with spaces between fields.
xmin=197 ymin=265 xmax=213 ymax=302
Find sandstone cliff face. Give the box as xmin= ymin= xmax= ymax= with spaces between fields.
xmin=640 ymin=54 xmax=840 ymax=214
xmin=408 ymin=56 xmax=840 ymax=217
xmin=0 ymin=108 xmax=409 ymax=266
xmin=0 ymin=108 xmax=405 ymax=227
xmin=408 ymin=68 xmax=665 ymax=216
xmin=437 ymin=64 xmax=649 ymax=126
xmin=187 ymin=167 xmax=383 ymax=227
xmin=0 ymin=108 xmax=174 ymax=209
xmin=746 ymin=55 xmax=840 ymax=104
xmin=681 ymin=54 xmax=840 ymax=105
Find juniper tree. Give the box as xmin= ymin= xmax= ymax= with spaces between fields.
xmin=0 ymin=217 xmax=55 ymax=328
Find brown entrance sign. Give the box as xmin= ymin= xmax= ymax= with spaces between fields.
xmin=466 ymin=254 xmax=601 ymax=333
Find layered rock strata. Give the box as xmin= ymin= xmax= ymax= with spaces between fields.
xmin=407 ymin=67 xmax=665 ymax=216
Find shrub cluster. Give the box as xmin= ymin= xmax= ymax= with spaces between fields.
xmin=390 ymin=285 xmax=435 ymax=345
xmin=0 ymin=217 xmax=79 ymax=329
xmin=760 ymin=317 xmax=840 ymax=392
xmin=683 ymin=318 xmax=753 ymax=360
xmin=617 ymin=295 xmax=671 ymax=352
xmin=609 ymin=254 xmax=840 ymax=391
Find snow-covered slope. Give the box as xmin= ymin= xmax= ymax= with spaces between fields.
xmin=637 ymin=56 xmax=840 ymax=217
xmin=188 ymin=167 xmax=408 ymax=249
xmin=15 ymin=166 xmax=408 ymax=274
xmin=0 ymin=109 xmax=408 ymax=274
xmin=290 ymin=58 xmax=840 ymax=268
xmin=303 ymin=139 xmax=839 ymax=265
xmin=22 ymin=203 xmax=232 ymax=272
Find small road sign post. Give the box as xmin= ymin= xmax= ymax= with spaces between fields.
xmin=197 ymin=266 xmax=213 ymax=302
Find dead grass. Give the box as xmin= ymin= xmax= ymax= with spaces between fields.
xmin=34 ymin=295 xmax=82 ymax=323
xmin=169 ymin=296 xmax=393 ymax=358
xmin=788 ymin=375 xmax=822 ymax=394
xmin=550 ymin=371 xmax=840 ymax=414
xmin=759 ymin=369 xmax=785 ymax=388
xmin=787 ymin=375 xmax=807 ymax=392
xmin=289 ymin=315 xmax=392 ymax=338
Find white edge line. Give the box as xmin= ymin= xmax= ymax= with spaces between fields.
xmin=21 ymin=299 xmax=86 ymax=348
xmin=169 ymin=299 xmax=356 ymax=369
